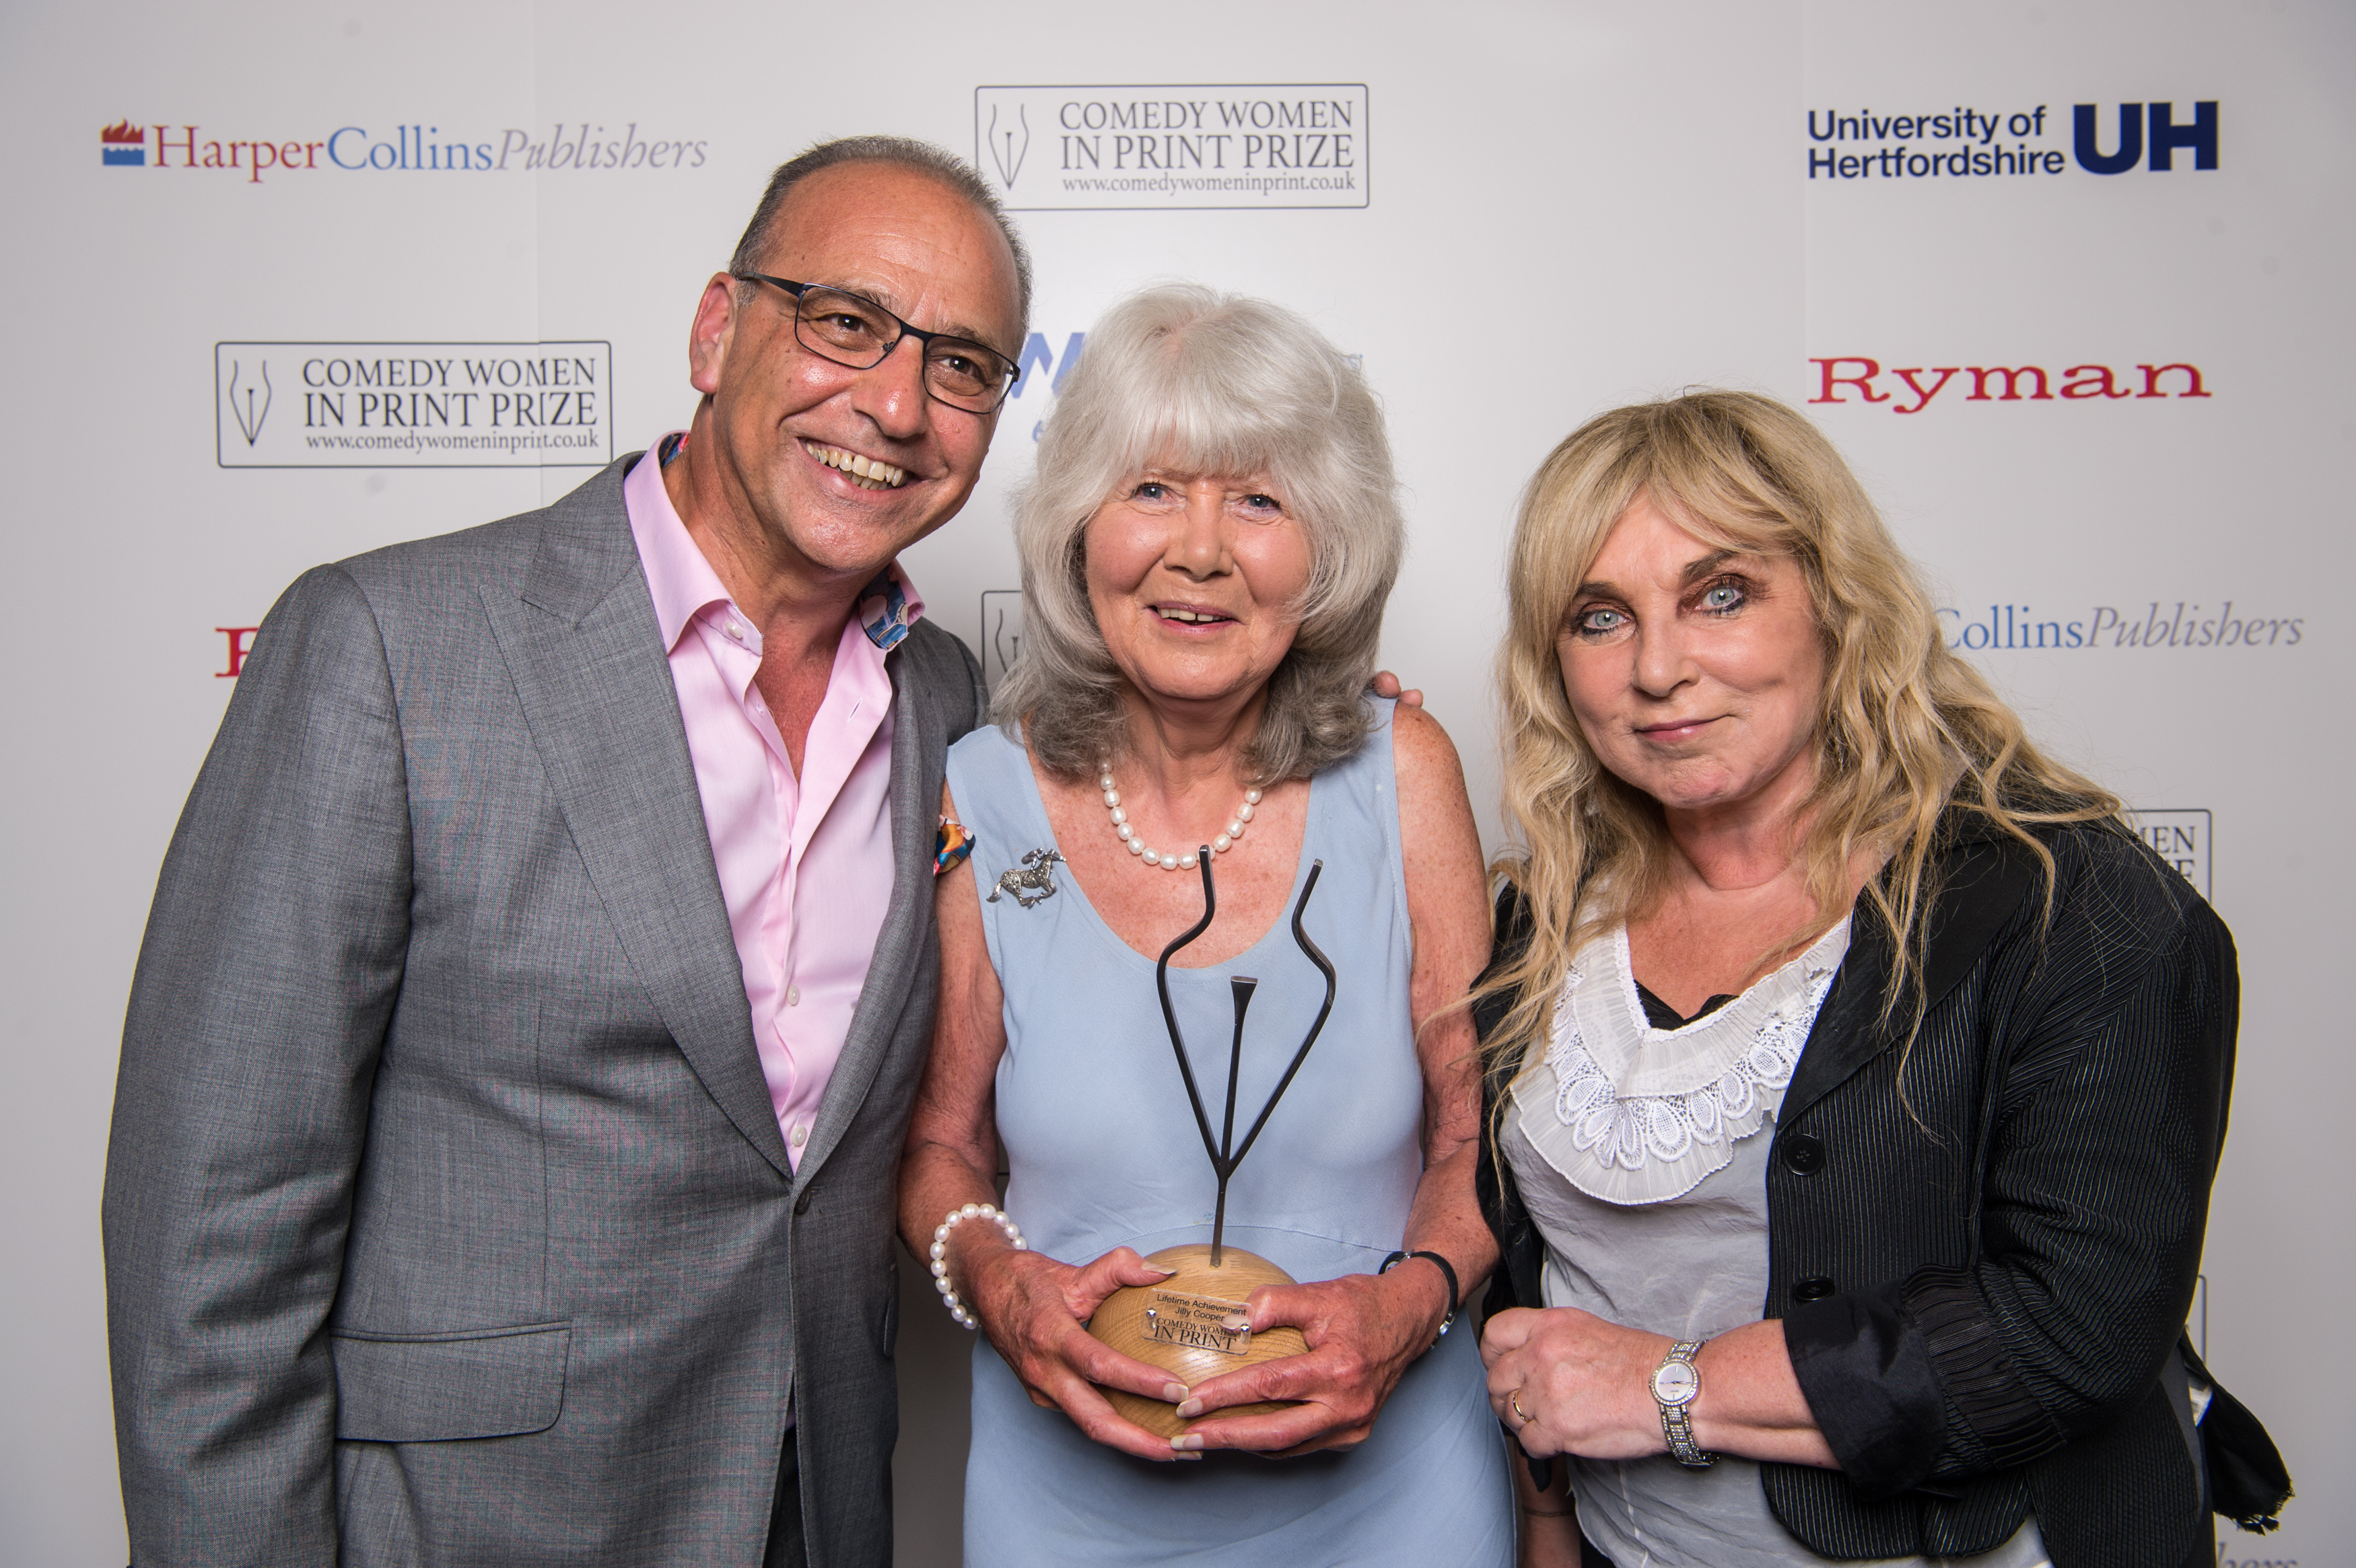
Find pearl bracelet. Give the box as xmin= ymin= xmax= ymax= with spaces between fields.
xmin=930 ymin=1202 xmax=1026 ymax=1330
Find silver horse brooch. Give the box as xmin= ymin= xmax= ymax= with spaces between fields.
xmin=987 ymin=847 xmax=1066 ymax=908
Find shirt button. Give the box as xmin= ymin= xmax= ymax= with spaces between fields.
xmin=786 ymin=985 xmax=801 ymax=1007
xmin=726 ymin=622 xmax=744 ymax=640
xmin=791 ymin=1123 xmax=808 ymax=1147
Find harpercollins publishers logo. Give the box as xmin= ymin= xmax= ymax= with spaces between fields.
xmin=976 ymin=84 xmax=1366 ymax=209
xmin=102 ymin=118 xmax=146 ymax=165
xmin=1939 ymin=600 xmax=2302 ymax=651
xmin=100 ymin=118 xmax=707 ymax=182
xmin=215 ymin=342 xmax=613 ymax=468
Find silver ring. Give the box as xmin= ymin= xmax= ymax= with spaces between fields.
xmin=1508 ymin=1388 xmax=1531 ymax=1425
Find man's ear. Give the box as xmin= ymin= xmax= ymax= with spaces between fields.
xmin=687 ymin=273 xmax=742 ymax=397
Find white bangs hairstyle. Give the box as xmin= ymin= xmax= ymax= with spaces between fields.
xmin=996 ymin=283 xmax=1406 ymax=782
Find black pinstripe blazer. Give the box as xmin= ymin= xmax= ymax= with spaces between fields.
xmin=1476 ymin=816 xmax=2239 ymax=1568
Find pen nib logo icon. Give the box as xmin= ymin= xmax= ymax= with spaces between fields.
xmin=228 ymin=360 xmax=272 ymax=447
xmin=992 ymin=606 xmax=1020 ymax=676
xmin=987 ymin=104 xmax=1029 ymax=188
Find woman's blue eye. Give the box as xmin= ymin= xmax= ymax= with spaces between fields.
xmin=1134 ymin=482 xmax=1167 ymax=500
xmin=1577 ymin=608 xmax=1625 ymax=635
xmin=1701 ymin=580 xmax=1746 ymax=612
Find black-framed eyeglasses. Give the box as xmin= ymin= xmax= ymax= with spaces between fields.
xmin=734 ymin=273 xmax=1022 ymax=414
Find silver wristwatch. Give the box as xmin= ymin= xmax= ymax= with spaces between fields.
xmin=1651 ymin=1340 xmax=1714 ymax=1468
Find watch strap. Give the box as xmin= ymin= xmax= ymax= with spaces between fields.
xmin=1379 ymin=1249 xmax=1459 ymax=1337
xmin=1655 ymin=1339 xmax=1714 ymax=1468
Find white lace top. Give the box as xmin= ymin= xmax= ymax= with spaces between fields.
xmin=1498 ymin=920 xmax=2052 ymax=1568
xmin=1511 ymin=919 xmax=1849 ymax=1207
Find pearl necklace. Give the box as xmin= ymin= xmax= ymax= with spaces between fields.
xmin=1098 ymin=759 xmax=1263 ymax=872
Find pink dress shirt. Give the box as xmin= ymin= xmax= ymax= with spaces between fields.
xmin=625 ymin=434 xmax=918 ymax=1171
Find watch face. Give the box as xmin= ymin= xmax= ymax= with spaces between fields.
xmin=1653 ymin=1361 xmax=1700 ymax=1406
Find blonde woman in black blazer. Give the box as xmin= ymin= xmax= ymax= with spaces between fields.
xmin=1469 ymin=392 xmax=2287 ymax=1568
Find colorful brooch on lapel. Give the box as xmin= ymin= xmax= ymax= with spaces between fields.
xmin=935 ymin=817 xmax=975 ymax=876
xmin=986 ymin=847 xmax=1066 ymax=908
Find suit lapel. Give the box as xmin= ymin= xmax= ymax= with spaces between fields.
xmin=1780 ymin=832 xmax=2041 ymax=1126
xmin=794 ymin=643 xmax=938 ymax=1184
xmin=485 ymin=461 xmax=794 ymax=1180
xmin=1780 ymin=908 xmax=1900 ymax=1125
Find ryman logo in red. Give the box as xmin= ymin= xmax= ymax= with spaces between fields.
xmin=1809 ymin=357 xmax=2210 ymax=413
xmin=215 ymin=627 xmax=259 ymax=678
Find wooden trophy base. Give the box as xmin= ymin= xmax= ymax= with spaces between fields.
xmin=1086 ymin=1242 xmax=1309 ymax=1440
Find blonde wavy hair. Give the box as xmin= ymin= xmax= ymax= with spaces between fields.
xmin=1481 ymin=390 xmax=2121 ymax=1081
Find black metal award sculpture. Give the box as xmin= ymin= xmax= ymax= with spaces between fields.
xmin=1086 ymin=850 xmax=1338 ymax=1439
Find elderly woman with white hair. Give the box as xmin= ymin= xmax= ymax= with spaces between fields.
xmin=898 ymin=285 xmax=1513 ymax=1565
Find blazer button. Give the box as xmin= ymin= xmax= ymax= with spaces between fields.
xmin=794 ymin=1188 xmax=813 ymax=1215
xmin=1780 ymin=1132 xmax=1826 ymax=1176
xmin=1794 ymin=1275 xmax=1836 ymax=1302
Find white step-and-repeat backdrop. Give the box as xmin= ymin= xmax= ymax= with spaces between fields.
xmin=3 ymin=1 xmax=2344 ymax=1562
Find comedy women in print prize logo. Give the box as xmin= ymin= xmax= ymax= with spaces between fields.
xmin=975 ymin=85 xmax=1366 ymax=209
xmin=215 ymin=343 xmax=613 ymax=468
xmin=979 ymin=590 xmax=1025 ymax=694
xmin=2128 ymin=810 xmax=2211 ymax=900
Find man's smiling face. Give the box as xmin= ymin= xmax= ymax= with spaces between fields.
xmin=687 ymin=159 xmax=1025 ymax=585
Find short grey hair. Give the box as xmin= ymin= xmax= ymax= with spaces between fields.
xmin=996 ymin=283 xmax=1405 ymax=783
xmin=728 ymin=135 xmax=1033 ymax=342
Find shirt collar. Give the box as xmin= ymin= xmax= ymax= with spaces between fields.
xmin=625 ymin=431 xmax=927 ymax=655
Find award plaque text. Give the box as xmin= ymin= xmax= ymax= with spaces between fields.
xmin=1143 ymin=1290 xmax=1255 ymax=1356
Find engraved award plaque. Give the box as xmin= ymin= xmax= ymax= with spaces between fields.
xmin=1087 ymin=851 xmax=1338 ymax=1439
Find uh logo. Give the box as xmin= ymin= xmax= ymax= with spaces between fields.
xmin=2073 ymin=101 xmax=2217 ymax=174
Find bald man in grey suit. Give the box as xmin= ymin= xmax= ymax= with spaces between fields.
xmin=104 ymin=139 xmax=1029 ymax=1567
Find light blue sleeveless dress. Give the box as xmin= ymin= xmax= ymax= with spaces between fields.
xmin=946 ymin=701 xmax=1512 ymax=1568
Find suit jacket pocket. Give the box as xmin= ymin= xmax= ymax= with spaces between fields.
xmin=332 ymin=1320 xmax=571 ymax=1441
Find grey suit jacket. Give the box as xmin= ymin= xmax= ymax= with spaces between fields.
xmin=104 ymin=455 xmax=984 ymax=1567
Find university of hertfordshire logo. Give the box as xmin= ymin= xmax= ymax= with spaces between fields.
xmin=102 ymin=120 xmax=145 ymax=166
